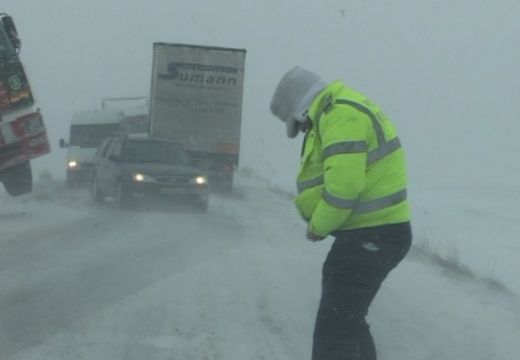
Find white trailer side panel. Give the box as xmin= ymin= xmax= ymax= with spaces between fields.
xmin=149 ymin=43 xmax=246 ymax=156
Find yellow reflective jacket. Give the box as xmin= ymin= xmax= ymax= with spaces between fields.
xmin=294 ymin=81 xmax=410 ymax=236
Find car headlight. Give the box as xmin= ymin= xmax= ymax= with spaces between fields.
xmin=132 ymin=173 xmax=155 ymax=183
xmin=67 ymin=160 xmax=78 ymax=168
xmin=192 ymin=176 xmax=208 ymax=185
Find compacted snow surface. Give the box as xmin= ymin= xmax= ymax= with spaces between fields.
xmin=0 ymin=172 xmax=519 ymax=360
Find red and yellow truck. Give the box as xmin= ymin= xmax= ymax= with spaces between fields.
xmin=0 ymin=13 xmax=50 ymax=196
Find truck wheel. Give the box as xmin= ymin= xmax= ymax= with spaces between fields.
xmin=2 ymin=161 xmax=32 ymax=196
xmin=90 ymin=175 xmax=104 ymax=203
xmin=217 ymin=175 xmax=233 ymax=193
xmin=194 ymin=200 xmax=209 ymax=213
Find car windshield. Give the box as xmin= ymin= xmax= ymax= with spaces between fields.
xmin=121 ymin=140 xmax=189 ymax=164
xmin=69 ymin=123 xmax=121 ymax=147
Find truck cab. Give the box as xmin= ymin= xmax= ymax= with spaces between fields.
xmin=60 ymin=109 xmax=124 ymax=186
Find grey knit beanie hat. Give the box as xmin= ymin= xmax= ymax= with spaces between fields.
xmin=270 ymin=66 xmax=326 ymax=138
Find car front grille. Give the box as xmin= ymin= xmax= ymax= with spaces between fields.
xmin=155 ymin=176 xmax=191 ymax=185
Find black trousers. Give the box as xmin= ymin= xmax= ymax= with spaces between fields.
xmin=312 ymin=222 xmax=412 ymax=360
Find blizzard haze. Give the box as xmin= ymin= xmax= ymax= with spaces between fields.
xmin=3 ymin=0 xmax=519 ymax=190
xmin=1 ymin=1 xmax=520 ymax=359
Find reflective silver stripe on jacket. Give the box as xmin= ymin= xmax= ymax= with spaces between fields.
xmin=322 ymin=141 xmax=368 ymax=160
xmin=353 ymin=189 xmax=407 ymax=214
xmin=316 ymin=99 xmax=402 ymax=163
xmin=322 ymin=189 xmax=358 ymax=209
xmin=297 ymin=175 xmax=324 ymax=193
xmin=300 ymin=97 xmax=405 ymax=203
xmin=334 ymin=99 xmax=386 ymax=146
xmin=298 ymin=137 xmax=401 ymax=192
xmin=323 ymin=189 xmax=407 ymax=213
xmin=367 ymin=137 xmax=401 ymax=165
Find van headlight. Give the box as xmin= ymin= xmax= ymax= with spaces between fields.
xmin=67 ymin=160 xmax=78 ymax=168
xmin=132 ymin=173 xmax=155 ymax=183
xmin=192 ymin=176 xmax=207 ymax=185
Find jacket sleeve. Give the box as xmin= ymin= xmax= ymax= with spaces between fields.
xmin=308 ymin=106 xmax=369 ymax=236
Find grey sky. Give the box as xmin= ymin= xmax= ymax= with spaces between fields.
xmin=3 ymin=0 xmax=519 ymax=190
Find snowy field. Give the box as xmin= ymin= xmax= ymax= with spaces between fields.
xmin=411 ymin=182 xmax=520 ymax=297
xmin=0 ymin=171 xmax=519 ymax=360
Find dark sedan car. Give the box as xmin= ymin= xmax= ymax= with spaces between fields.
xmin=90 ymin=135 xmax=209 ymax=211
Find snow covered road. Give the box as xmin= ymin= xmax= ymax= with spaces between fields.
xmin=1 ymin=174 xmax=519 ymax=359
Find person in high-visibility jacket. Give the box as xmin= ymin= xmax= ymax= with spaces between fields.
xmin=270 ymin=66 xmax=412 ymax=360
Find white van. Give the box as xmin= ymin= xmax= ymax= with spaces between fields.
xmin=60 ymin=109 xmax=124 ymax=185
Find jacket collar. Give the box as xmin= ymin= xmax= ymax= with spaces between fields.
xmin=308 ymin=81 xmax=344 ymax=127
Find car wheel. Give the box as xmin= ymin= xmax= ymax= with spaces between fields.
xmin=90 ymin=175 xmax=104 ymax=203
xmin=212 ymin=174 xmax=233 ymax=193
xmin=115 ymin=182 xmax=130 ymax=209
xmin=66 ymin=172 xmax=77 ymax=187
